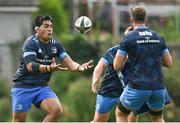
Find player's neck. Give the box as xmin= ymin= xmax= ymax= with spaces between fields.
xmin=35 ymin=33 xmax=49 ymax=44
xmin=39 ymin=38 xmax=49 ymax=44
xmin=133 ymin=23 xmax=146 ymax=29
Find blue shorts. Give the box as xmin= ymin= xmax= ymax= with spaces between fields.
xmin=95 ymin=94 xmax=119 ymax=113
xmin=11 ymin=86 xmax=58 ymax=112
xmin=120 ymin=85 xmax=165 ymax=113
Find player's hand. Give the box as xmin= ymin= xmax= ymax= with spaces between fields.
xmin=50 ymin=58 xmax=68 ymax=71
xmin=92 ymin=82 xmax=97 ymax=93
xmin=124 ymin=25 xmax=134 ymax=35
xmin=78 ymin=60 xmax=94 ymax=72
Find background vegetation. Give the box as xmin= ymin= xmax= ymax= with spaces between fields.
xmin=0 ymin=0 xmax=180 ymax=122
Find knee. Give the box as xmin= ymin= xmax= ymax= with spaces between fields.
xmin=116 ymin=108 xmax=127 ymax=117
xmin=151 ymin=115 xmax=164 ymax=122
xmin=127 ymin=112 xmax=138 ymax=122
xmin=50 ymin=106 xmax=62 ymax=118
xmin=13 ymin=113 xmax=26 ymax=122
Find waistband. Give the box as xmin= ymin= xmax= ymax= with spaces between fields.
xmin=128 ymin=83 xmax=165 ymax=90
xmin=13 ymin=83 xmax=48 ymax=88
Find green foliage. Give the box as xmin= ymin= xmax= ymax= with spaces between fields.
xmin=152 ymin=13 xmax=180 ymax=42
xmin=162 ymin=59 xmax=180 ymax=121
xmin=164 ymin=59 xmax=180 ymax=105
xmin=0 ymin=80 xmax=11 ymax=121
xmin=0 ymin=80 xmax=10 ymax=98
xmin=28 ymin=106 xmax=46 ymax=122
xmin=0 ymin=98 xmax=11 ymax=121
xmin=60 ymin=33 xmax=102 ymax=77
xmin=34 ymin=0 xmax=70 ymax=36
xmin=61 ymin=77 xmax=96 ymax=122
xmin=61 ymin=34 xmax=100 ymax=63
xmin=50 ymin=71 xmax=81 ymax=95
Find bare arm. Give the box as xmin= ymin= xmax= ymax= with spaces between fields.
xmin=113 ymin=51 xmax=126 ymax=71
xmin=62 ymin=55 xmax=93 ymax=72
xmin=124 ymin=25 xmax=134 ymax=35
xmin=92 ymin=59 xmax=107 ymax=93
xmin=162 ymin=52 xmax=172 ymax=68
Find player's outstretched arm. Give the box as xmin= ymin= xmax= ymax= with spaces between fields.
xmin=92 ymin=59 xmax=107 ymax=93
xmin=62 ymin=55 xmax=93 ymax=72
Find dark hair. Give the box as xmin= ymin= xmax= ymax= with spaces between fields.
xmin=34 ymin=15 xmax=53 ymax=27
xmin=130 ymin=6 xmax=146 ymax=23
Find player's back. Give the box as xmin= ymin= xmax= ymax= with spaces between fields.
xmin=123 ymin=27 xmax=166 ymax=90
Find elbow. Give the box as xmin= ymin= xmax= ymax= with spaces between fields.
xmin=165 ymin=58 xmax=173 ymax=68
xmin=165 ymin=61 xmax=172 ymax=68
xmin=162 ymin=53 xmax=173 ymax=68
xmin=166 ymin=65 xmax=171 ymax=68
xmin=163 ymin=61 xmax=172 ymax=68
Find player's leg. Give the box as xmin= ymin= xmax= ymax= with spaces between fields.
xmin=13 ymin=112 xmax=27 ymax=122
xmin=40 ymin=98 xmax=62 ymax=122
xmin=129 ymin=101 xmax=150 ymax=122
xmin=11 ymin=87 xmax=37 ymax=122
xmin=127 ymin=112 xmax=139 ymax=122
xmin=93 ymin=112 xmax=110 ymax=122
xmin=147 ymin=89 xmax=165 ymax=122
xmin=34 ymin=86 xmax=62 ymax=122
xmin=150 ymin=111 xmax=164 ymax=122
xmin=93 ymin=94 xmax=118 ymax=122
xmin=115 ymin=104 xmax=130 ymax=122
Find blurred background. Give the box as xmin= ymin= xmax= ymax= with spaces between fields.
xmin=0 ymin=0 xmax=180 ymax=121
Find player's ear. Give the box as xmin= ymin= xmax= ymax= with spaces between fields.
xmin=129 ymin=17 xmax=133 ymax=25
xmin=34 ymin=26 xmax=39 ymax=31
xmin=145 ymin=16 xmax=148 ymax=23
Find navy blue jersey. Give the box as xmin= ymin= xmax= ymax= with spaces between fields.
xmin=118 ymin=26 xmax=168 ymax=90
xmin=98 ymin=45 xmax=124 ymax=97
xmin=13 ymin=35 xmax=67 ymax=88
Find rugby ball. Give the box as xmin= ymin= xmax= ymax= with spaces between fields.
xmin=75 ymin=16 xmax=92 ymax=33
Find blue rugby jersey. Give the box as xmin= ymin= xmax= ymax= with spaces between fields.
xmin=118 ymin=26 xmax=169 ymax=90
xmin=13 ymin=35 xmax=67 ymax=88
xmin=98 ymin=45 xmax=124 ymax=97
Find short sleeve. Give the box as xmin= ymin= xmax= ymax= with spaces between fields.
xmin=118 ymin=37 xmax=128 ymax=56
xmin=161 ymin=37 xmax=167 ymax=50
xmin=102 ymin=52 xmax=110 ymax=65
xmin=22 ymin=38 xmax=38 ymax=59
xmin=102 ymin=50 xmax=115 ymax=65
xmin=161 ymin=36 xmax=169 ymax=56
xmin=56 ymin=41 xmax=68 ymax=61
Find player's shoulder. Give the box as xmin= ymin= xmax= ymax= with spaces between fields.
xmin=49 ymin=38 xmax=61 ymax=45
xmin=23 ymin=35 xmax=37 ymax=47
xmin=107 ymin=45 xmax=119 ymax=52
xmin=106 ymin=45 xmax=119 ymax=57
xmin=122 ymin=31 xmax=136 ymax=42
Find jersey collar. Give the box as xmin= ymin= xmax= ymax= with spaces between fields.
xmin=134 ymin=25 xmax=148 ymax=30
